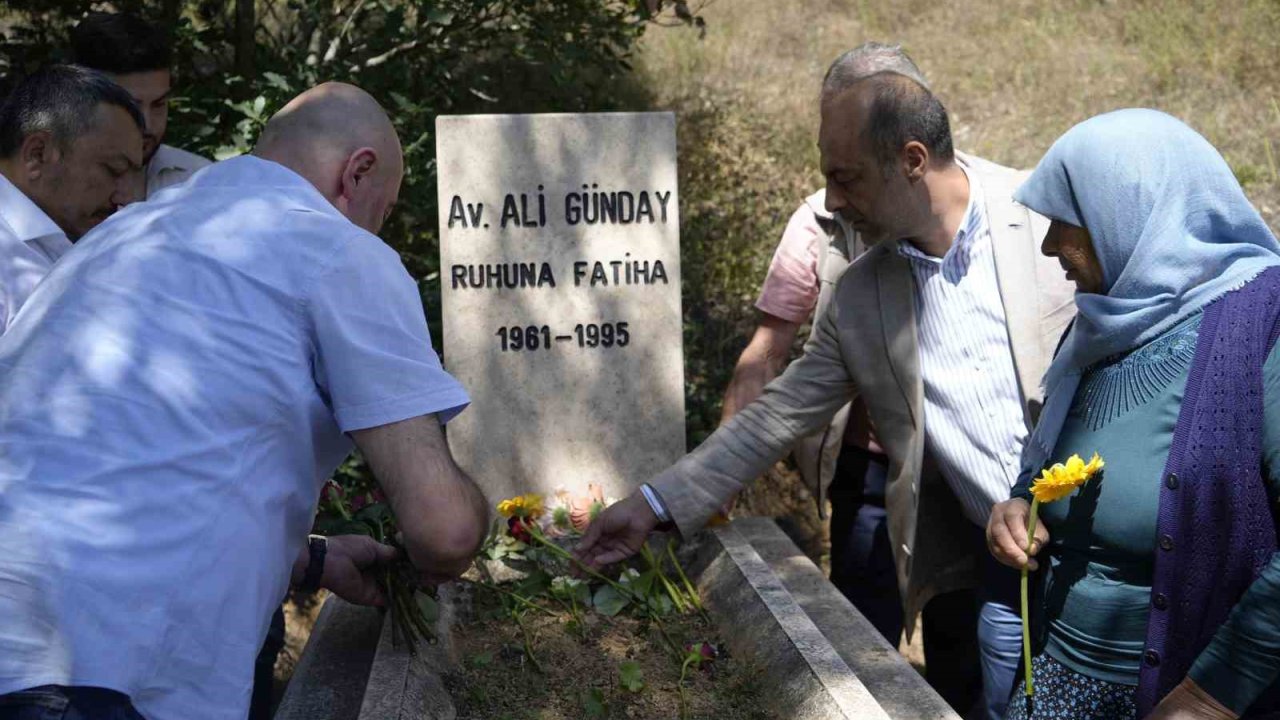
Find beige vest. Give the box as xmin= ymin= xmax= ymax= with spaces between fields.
xmin=791 ymin=190 xmax=863 ymax=518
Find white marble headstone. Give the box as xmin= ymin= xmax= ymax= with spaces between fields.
xmin=436 ymin=112 xmax=685 ymax=504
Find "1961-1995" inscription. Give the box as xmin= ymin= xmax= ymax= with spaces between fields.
xmin=495 ymin=322 xmax=630 ymax=352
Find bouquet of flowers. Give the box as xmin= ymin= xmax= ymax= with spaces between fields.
xmin=313 ymin=457 xmax=439 ymax=652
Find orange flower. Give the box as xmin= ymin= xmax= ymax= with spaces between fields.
xmin=569 ymin=484 xmax=606 ymax=532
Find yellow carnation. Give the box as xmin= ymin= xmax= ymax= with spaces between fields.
xmin=497 ymin=493 xmax=546 ymax=520
xmin=1029 ymin=452 xmax=1104 ymax=503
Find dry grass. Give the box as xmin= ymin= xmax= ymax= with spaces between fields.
xmin=638 ymin=0 xmax=1280 ymax=225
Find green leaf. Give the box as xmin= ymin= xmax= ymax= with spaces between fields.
xmin=619 ymin=660 xmax=645 ymax=692
xmin=515 ymin=568 xmax=551 ymax=598
xmin=354 ymin=502 xmax=393 ymax=528
xmin=415 ymin=591 xmax=439 ymax=624
xmin=582 ymin=687 xmax=607 ymax=717
xmin=424 ymin=8 xmax=455 ymax=25
xmin=629 ymin=569 xmax=656 ymax=597
xmin=470 ymin=651 xmax=493 ymax=668
xmin=592 ymin=584 xmax=630 ymax=617
xmin=263 ymin=72 xmax=291 ymax=92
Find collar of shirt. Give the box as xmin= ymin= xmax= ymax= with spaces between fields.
xmin=185 ymin=154 xmax=347 ymax=221
xmin=0 ymin=172 xmax=71 ymax=263
xmin=897 ymin=165 xmax=988 ymax=284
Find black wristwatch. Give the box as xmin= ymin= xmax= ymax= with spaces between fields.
xmin=299 ymin=534 xmax=327 ymax=593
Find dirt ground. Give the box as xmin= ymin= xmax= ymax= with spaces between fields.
xmin=447 ymin=596 xmax=775 ymax=720
xmin=272 ymin=461 xmax=924 ymax=707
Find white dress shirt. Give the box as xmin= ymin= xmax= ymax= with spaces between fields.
xmin=0 ymin=156 xmax=469 ymax=720
xmin=898 ymin=167 xmax=1028 ymax=526
xmin=145 ymin=143 xmax=212 ymax=198
xmin=0 ymin=173 xmax=72 ymax=334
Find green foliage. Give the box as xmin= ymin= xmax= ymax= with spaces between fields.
xmin=675 ymin=105 xmax=814 ymax=444
xmin=581 ymin=687 xmax=608 ymax=718
xmin=2 ymin=0 xmax=789 ymax=449
xmin=1 ymin=0 xmax=701 ymax=344
xmin=592 ymin=583 xmax=630 ymax=617
xmin=618 ymin=660 xmax=645 ymax=692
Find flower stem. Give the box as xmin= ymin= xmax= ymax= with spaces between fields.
xmin=641 ymin=544 xmax=688 ymax=613
xmin=1022 ymin=497 xmax=1040 ymax=697
xmin=667 ymin=541 xmax=711 ymax=623
xmin=466 ymin=578 xmax=559 ymax=618
xmin=511 ymin=609 xmax=545 ymax=674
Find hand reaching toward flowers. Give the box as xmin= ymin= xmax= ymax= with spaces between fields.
xmin=987 ymin=497 xmax=1051 ymax=571
xmin=574 ymin=492 xmax=661 ymax=569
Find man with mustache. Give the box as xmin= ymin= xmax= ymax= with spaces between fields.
xmin=0 ymin=64 xmax=144 ymax=335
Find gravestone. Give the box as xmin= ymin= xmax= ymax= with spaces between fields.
xmin=436 ymin=112 xmax=684 ymax=503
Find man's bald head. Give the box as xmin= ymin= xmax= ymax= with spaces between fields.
xmin=255 ymin=82 xmax=403 ymax=234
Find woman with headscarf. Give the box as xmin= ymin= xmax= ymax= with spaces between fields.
xmin=986 ymin=109 xmax=1280 ymax=720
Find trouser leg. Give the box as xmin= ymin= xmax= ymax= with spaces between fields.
xmin=0 ymin=686 xmax=145 ymax=720
xmin=976 ymin=549 xmax=1023 ymax=720
xmin=827 ymin=445 xmax=903 ymax=645
xmin=249 ymin=605 xmax=287 ymax=720
xmin=922 ymin=587 xmax=983 ymax=716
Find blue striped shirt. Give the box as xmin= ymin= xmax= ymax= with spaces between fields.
xmin=898 ymin=171 xmax=1027 ymax=526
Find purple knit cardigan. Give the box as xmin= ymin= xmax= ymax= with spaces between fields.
xmin=1138 ymin=266 xmax=1280 ymax=715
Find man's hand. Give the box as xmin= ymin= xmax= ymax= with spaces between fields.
xmin=987 ymin=497 xmax=1049 ymax=571
xmin=1145 ymin=677 xmax=1237 ymax=720
xmin=292 ymin=534 xmax=398 ymax=606
xmin=574 ymin=492 xmax=661 ymax=569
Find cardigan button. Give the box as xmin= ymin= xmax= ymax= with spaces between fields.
xmin=1144 ymin=649 xmax=1161 ymax=667
xmin=1165 ymin=473 xmax=1179 ymax=489
xmin=1153 ymin=593 xmax=1168 ymax=610
xmin=1159 ymin=535 xmax=1174 ymax=551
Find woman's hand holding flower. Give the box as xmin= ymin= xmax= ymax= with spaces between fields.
xmin=988 ymin=497 xmax=1051 ymax=571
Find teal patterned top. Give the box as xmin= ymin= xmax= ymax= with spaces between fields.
xmin=1036 ymin=312 xmax=1280 ymax=702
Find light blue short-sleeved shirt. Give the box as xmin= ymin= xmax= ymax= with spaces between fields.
xmin=0 ymin=156 xmax=469 ymax=719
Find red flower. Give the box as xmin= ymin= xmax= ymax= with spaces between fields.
xmin=508 ymin=516 xmax=533 ymax=544
xmin=321 ymin=481 xmax=345 ymax=504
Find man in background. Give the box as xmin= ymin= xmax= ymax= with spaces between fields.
xmin=0 ymin=64 xmax=143 ymax=335
xmin=71 ymin=11 xmax=211 ymax=197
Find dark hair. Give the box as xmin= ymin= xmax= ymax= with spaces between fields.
xmin=859 ymin=71 xmax=955 ymax=169
xmin=71 ymin=12 xmax=172 ymax=75
xmin=0 ymin=65 xmax=146 ymax=158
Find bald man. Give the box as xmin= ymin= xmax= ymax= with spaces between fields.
xmin=0 ymin=83 xmax=488 ymax=720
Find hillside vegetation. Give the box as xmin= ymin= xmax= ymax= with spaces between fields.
xmin=644 ymin=0 xmax=1280 ymax=444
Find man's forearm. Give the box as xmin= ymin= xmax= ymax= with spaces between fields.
xmin=352 ymin=414 xmax=490 ymax=581
xmin=719 ymin=315 xmax=801 ymax=424
xmin=398 ymin=465 xmax=488 ymax=569
xmin=655 ymin=304 xmax=856 ymax=535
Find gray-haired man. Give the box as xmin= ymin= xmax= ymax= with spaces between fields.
xmin=0 ymin=64 xmax=144 ymax=334
xmin=582 ymin=45 xmax=1077 ymax=720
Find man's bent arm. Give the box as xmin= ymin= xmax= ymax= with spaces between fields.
xmin=650 ymin=297 xmax=857 ymax=536
xmin=718 ymin=313 xmax=802 ymax=424
xmin=352 ymin=414 xmax=489 ymax=584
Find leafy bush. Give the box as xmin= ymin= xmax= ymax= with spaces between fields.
xmin=3 ymin=1 xmax=795 ymax=448
xmin=1 ymin=0 xmax=698 ymax=344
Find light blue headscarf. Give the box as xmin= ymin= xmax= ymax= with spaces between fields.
xmin=1015 ymin=108 xmax=1280 ymax=477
